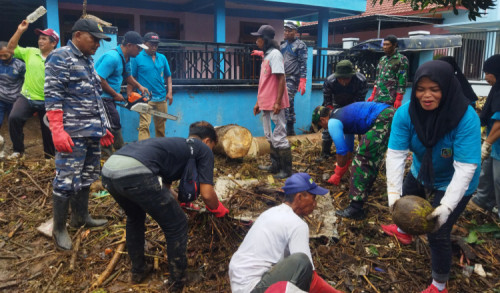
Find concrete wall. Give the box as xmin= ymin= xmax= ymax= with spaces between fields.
xmin=58 ymin=3 xmax=284 ymax=43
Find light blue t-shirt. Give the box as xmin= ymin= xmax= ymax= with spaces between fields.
xmin=95 ymin=46 xmax=131 ymax=99
xmin=487 ymin=111 xmax=500 ymax=161
xmin=131 ymin=50 xmax=171 ymax=102
xmin=388 ymin=103 xmax=481 ymax=194
xmin=327 ymin=102 xmax=389 ymax=155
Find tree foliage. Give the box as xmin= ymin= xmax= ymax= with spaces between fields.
xmin=374 ymin=0 xmax=496 ymax=20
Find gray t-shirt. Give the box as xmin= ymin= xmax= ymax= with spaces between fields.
xmin=0 ymin=58 xmax=25 ymax=103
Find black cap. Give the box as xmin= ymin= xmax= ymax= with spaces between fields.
xmin=144 ymin=32 xmax=160 ymax=43
xmin=72 ymin=19 xmax=111 ymax=41
xmin=251 ymin=25 xmax=275 ymax=39
xmin=384 ymin=35 xmax=398 ymax=45
xmin=123 ymin=31 xmax=148 ymax=49
xmin=284 ymin=21 xmax=298 ymax=30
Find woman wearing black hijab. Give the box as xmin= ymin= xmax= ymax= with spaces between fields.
xmin=471 ymin=54 xmax=500 ymax=218
xmin=439 ymin=56 xmax=478 ymax=107
xmin=381 ymin=60 xmax=481 ymax=293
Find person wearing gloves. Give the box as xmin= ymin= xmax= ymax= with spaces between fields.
xmin=312 ymin=102 xmax=395 ymax=220
xmin=471 ymin=54 xmax=500 ymax=218
xmin=251 ymin=25 xmax=292 ymax=179
xmin=367 ymin=35 xmax=408 ymax=109
xmin=229 ymin=173 xmax=342 ymax=293
xmin=280 ymin=21 xmax=308 ymax=136
xmin=44 ymin=19 xmax=113 ymax=250
xmin=318 ymin=60 xmax=368 ymax=161
xmin=101 ymin=121 xmax=228 ymax=292
xmin=382 ymin=60 xmax=481 ymax=293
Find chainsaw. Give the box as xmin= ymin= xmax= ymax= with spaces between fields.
xmin=43 ymin=92 xmax=178 ymax=127
xmin=117 ymin=92 xmax=178 ymax=121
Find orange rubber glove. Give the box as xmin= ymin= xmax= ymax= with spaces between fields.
xmin=327 ymin=160 xmax=351 ymax=185
xmin=100 ymin=129 xmax=114 ymax=147
xmin=393 ymin=93 xmax=404 ymax=109
xmin=206 ymin=200 xmax=229 ymax=217
xmin=251 ymin=50 xmax=264 ymax=58
xmin=46 ymin=110 xmax=74 ymax=153
xmin=310 ymin=271 xmax=344 ymax=293
xmin=298 ymin=78 xmax=307 ymax=95
xmin=367 ymin=86 xmax=376 ymax=102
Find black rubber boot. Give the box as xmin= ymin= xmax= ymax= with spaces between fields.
xmin=52 ymin=194 xmax=72 ymax=250
xmin=274 ymin=147 xmax=293 ymax=179
xmin=258 ymin=145 xmax=279 ymax=174
xmin=70 ymin=187 xmax=108 ymax=228
xmin=286 ymin=121 xmax=296 ymax=136
xmin=336 ymin=201 xmax=365 ymax=220
xmin=315 ymin=140 xmax=333 ymax=163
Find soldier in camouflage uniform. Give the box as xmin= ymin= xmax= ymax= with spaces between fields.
xmin=312 ymin=102 xmax=395 ymax=220
xmin=281 ymin=21 xmax=307 ymax=135
xmin=44 ymin=19 xmax=114 ymax=250
xmin=367 ymin=35 xmax=408 ymax=109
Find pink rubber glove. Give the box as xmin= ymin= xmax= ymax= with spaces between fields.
xmin=206 ymin=200 xmax=229 ymax=218
xmin=298 ymin=78 xmax=307 ymax=95
xmin=367 ymin=86 xmax=376 ymax=102
xmin=327 ymin=161 xmax=351 ymax=185
xmin=393 ymin=93 xmax=404 ymax=109
xmin=100 ymin=129 xmax=114 ymax=147
xmin=251 ymin=50 xmax=264 ymax=58
xmin=47 ymin=110 xmax=74 ymax=153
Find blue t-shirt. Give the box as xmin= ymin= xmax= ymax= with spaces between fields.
xmin=95 ymin=46 xmax=131 ymax=99
xmin=388 ymin=103 xmax=481 ymax=194
xmin=488 ymin=111 xmax=500 ymax=161
xmin=130 ymin=50 xmax=171 ymax=102
xmin=327 ymin=102 xmax=389 ymax=155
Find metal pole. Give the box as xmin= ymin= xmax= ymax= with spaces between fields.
xmin=377 ymin=19 xmax=381 ymax=39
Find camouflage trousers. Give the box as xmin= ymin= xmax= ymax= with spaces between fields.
xmin=53 ymin=137 xmax=101 ymax=197
xmin=349 ymin=107 xmax=395 ymax=201
xmin=285 ymin=75 xmax=299 ymax=124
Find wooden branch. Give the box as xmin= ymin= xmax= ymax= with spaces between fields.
xmin=91 ymin=231 xmax=126 ymax=289
xmin=18 ymin=170 xmax=49 ymax=198
xmin=42 ymin=262 xmax=63 ymax=293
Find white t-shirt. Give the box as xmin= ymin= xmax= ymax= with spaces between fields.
xmin=228 ymin=204 xmax=314 ymax=293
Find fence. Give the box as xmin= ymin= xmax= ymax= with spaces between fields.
xmin=311 ymin=48 xmax=417 ymax=83
xmin=156 ymin=40 xmax=260 ymax=84
xmin=434 ymin=30 xmax=500 ymax=80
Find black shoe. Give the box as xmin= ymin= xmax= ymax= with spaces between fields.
xmin=131 ymin=263 xmax=153 ymax=284
xmin=336 ymin=206 xmax=365 ymax=220
xmin=316 ymin=140 xmax=333 ymax=162
xmin=274 ymin=147 xmax=292 ymax=179
xmin=52 ymin=194 xmax=72 ymax=250
xmin=70 ymin=187 xmax=108 ymax=228
xmin=258 ymin=146 xmax=279 ymax=174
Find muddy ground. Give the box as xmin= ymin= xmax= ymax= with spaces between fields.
xmin=0 ymin=116 xmax=499 ymax=293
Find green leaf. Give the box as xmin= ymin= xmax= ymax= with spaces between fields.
xmin=465 ymin=230 xmax=478 ymax=244
xmin=368 ymin=245 xmax=379 ymax=256
xmin=475 ymin=223 xmax=500 ymax=233
xmin=493 ymin=232 xmax=500 ymax=239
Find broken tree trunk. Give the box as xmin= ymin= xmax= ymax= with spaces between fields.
xmin=246 ymin=132 xmax=322 ymax=157
xmin=214 ymin=125 xmax=253 ymax=159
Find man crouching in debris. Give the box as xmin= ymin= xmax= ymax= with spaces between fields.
xmin=101 ymin=121 xmax=229 ymax=291
xmin=312 ymin=103 xmax=395 ymax=220
xmin=229 ymin=173 xmax=342 ymax=293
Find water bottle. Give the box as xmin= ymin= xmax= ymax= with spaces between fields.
xmin=26 ymin=6 xmax=47 ymax=23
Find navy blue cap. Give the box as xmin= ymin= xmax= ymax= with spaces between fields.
xmin=282 ymin=173 xmax=328 ymax=196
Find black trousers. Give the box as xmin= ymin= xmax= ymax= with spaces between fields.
xmin=102 ymin=173 xmax=188 ymax=282
xmin=8 ymin=95 xmax=54 ymax=158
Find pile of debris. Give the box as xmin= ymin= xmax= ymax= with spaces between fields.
xmin=0 ymin=138 xmax=499 ymax=292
